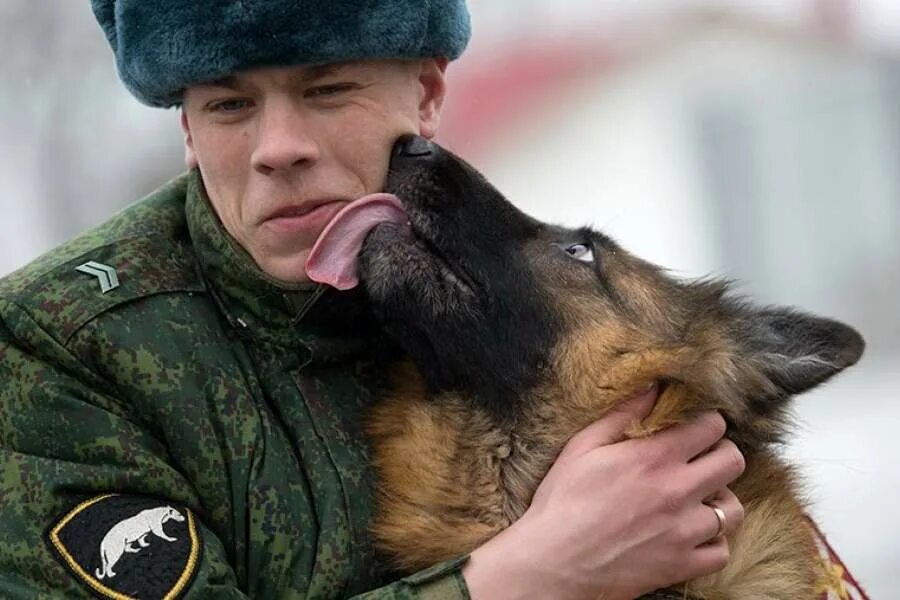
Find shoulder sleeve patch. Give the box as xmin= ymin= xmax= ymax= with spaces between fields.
xmin=46 ymin=494 xmax=202 ymax=600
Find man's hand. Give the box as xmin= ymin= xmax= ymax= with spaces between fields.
xmin=461 ymin=385 xmax=746 ymax=600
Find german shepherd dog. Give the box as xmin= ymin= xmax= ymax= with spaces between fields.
xmin=307 ymin=136 xmax=865 ymax=599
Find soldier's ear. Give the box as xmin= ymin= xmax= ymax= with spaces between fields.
xmin=416 ymin=57 xmax=448 ymax=140
xmin=180 ymin=110 xmax=198 ymax=169
xmin=741 ymin=307 xmax=864 ymax=395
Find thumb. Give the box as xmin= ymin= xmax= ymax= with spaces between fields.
xmin=560 ymin=383 xmax=659 ymax=458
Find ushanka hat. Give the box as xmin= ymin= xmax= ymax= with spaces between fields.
xmin=90 ymin=1 xmax=472 ymax=108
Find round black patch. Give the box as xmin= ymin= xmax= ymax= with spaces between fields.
xmin=46 ymin=494 xmax=202 ymax=600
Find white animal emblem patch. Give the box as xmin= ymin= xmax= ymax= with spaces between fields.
xmin=47 ymin=494 xmax=202 ymax=600
xmin=94 ymin=506 xmax=185 ymax=580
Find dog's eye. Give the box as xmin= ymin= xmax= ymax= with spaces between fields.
xmin=564 ymin=243 xmax=594 ymax=264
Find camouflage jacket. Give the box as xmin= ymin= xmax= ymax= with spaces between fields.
xmin=0 ymin=171 xmax=469 ymax=599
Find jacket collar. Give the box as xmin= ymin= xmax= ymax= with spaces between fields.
xmin=185 ymin=169 xmax=381 ymax=357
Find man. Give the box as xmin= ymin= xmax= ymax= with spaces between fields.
xmin=0 ymin=2 xmax=746 ymax=598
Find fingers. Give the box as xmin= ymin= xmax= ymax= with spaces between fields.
xmin=648 ymin=410 xmax=728 ymax=462
xmin=560 ymin=384 xmax=659 ymax=459
xmin=684 ymin=535 xmax=731 ymax=580
xmin=681 ymin=489 xmax=743 ymax=577
xmin=682 ymin=438 xmax=746 ymax=501
xmin=670 ymin=490 xmax=744 ymax=584
xmin=673 ymin=489 xmax=741 ymax=548
xmin=702 ymin=487 xmax=744 ymax=542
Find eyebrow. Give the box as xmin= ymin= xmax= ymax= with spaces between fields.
xmin=200 ymin=62 xmax=357 ymax=90
xmin=300 ymin=63 xmax=349 ymax=82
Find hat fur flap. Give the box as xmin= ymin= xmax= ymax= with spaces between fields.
xmin=90 ymin=1 xmax=471 ymax=107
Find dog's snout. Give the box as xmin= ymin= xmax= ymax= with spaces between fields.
xmin=392 ymin=135 xmax=435 ymax=159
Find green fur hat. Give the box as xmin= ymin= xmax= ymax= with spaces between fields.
xmin=90 ymin=1 xmax=472 ymax=108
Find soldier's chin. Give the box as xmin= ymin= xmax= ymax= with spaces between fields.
xmin=256 ymin=250 xmax=315 ymax=285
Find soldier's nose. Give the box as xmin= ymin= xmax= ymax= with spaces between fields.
xmin=392 ymin=135 xmax=434 ymax=159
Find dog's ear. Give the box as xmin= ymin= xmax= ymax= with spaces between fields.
xmin=740 ymin=307 xmax=864 ymax=395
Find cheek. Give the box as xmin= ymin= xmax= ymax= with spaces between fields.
xmin=338 ymin=111 xmax=415 ymax=190
xmin=197 ymin=127 xmax=249 ymax=167
xmin=194 ymin=129 xmax=251 ymax=192
xmin=193 ymin=132 xmax=253 ymax=225
xmin=354 ymin=143 xmax=392 ymax=193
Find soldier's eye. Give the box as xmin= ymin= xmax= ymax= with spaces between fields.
xmin=305 ymin=83 xmax=357 ymax=98
xmin=564 ymin=243 xmax=595 ymax=264
xmin=208 ymin=99 xmax=251 ymax=113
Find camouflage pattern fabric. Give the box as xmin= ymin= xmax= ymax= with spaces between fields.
xmin=0 ymin=170 xmax=838 ymax=600
xmin=0 ymin=170 xmax=469 ymax=598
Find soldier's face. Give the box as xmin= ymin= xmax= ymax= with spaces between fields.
xmin=180 ymin=59 xmax=447 ymax=283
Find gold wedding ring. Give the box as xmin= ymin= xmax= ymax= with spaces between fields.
xmin=710 ymin=505 xmax=726 ymax=538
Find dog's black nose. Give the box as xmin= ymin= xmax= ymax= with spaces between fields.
xmin=392 ymin=135 xmax=434 ymax=159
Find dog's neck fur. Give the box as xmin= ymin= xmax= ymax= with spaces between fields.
xmin=368 ymin=352 xmax=821 ymax=599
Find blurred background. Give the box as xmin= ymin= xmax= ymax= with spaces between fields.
xmin=2 ymin=0 xmax=897 ymax=595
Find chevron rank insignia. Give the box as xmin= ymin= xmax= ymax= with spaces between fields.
xmin=75 ymin=261 xmax=120 ymax=293
xmin=47 ymin=494 xmax=202 ymax=600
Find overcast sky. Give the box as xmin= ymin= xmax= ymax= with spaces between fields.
xmin=469 ymin=0 xmax=900 ymax=48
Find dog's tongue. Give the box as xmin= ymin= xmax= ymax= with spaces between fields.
xmin=306 ymin=193 xmax=406 ymax=290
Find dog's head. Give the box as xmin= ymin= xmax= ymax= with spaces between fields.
xmin=307 ymin=136 xmax=864 ymax=444
xmin=163 ymin=507 xmax=185 ymax=523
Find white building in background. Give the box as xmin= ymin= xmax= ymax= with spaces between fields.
xmin=439 ymin=9 xmax=900 ymax=596
xmin=443 ymin=8 xmax=900 ymax=348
